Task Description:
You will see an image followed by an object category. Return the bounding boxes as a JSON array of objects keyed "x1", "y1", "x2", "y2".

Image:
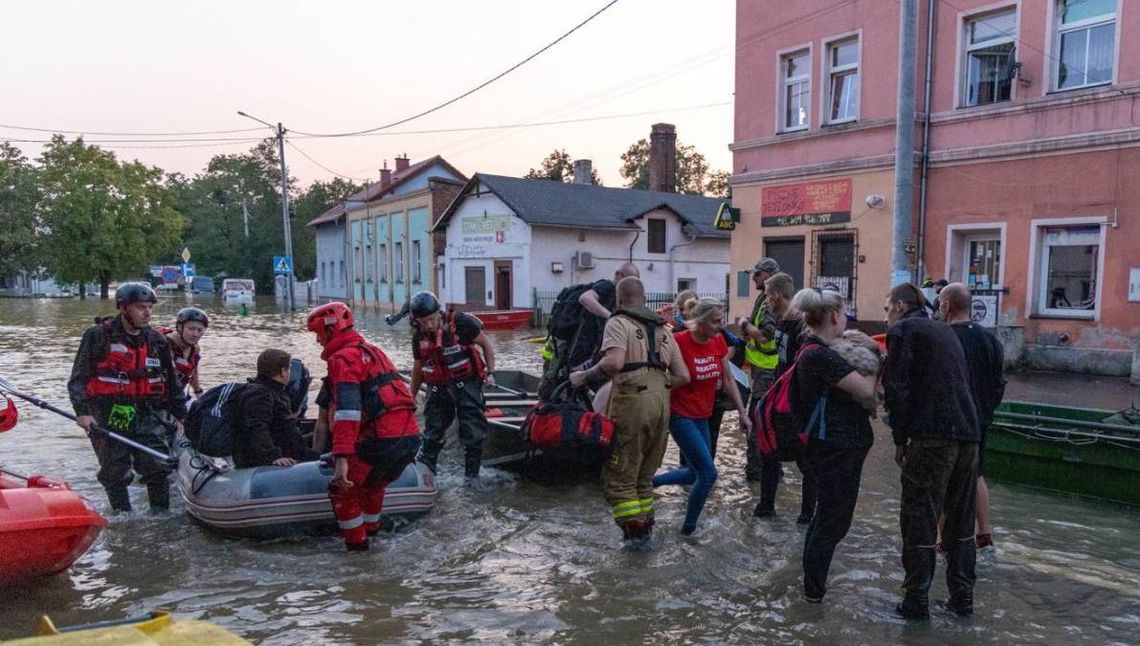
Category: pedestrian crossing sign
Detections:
[{"x1": 273, "y1": 255, "x2": 293, "y2": 275}]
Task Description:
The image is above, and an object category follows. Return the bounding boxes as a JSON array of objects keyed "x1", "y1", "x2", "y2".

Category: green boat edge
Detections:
[{"x1": 988, "y1": 401, "x2": 1140, "y2": 507}]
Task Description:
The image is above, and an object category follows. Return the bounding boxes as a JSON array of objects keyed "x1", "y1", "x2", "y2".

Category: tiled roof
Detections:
[
  {"x1": 435, "y1": 173, "x2": 730, "y2": 238},
  {"x1": 307, "y1": 156, "x2": 465, "y2": 227}
]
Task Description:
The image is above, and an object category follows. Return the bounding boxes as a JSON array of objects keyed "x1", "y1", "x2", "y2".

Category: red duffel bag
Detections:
[{"x1": 523, "y1": 383, "x2": 614, "y2": 454}]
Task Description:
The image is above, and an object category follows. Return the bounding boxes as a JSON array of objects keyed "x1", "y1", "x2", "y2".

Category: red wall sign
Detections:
[{"x1": 761, "y1": 179, "x2": 852, "y2": 227}]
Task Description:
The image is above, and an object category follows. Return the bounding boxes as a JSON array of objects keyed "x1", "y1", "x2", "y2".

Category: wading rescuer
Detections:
[
  {"x1": 570, "y1": 277, "x2": 689, "y2": 545},
  {"x1": 164, "y1": 307, "x2": 208, "y2": 397},
  {"x1": 735, "y1": 257, "x2": 781, "y2": 481},
  {"x1": 68, "y1": 282, "x2": 185, "y2": 512},
  {"x1": 407, "y1": 291, "x2": 496, "y2": 486},
  {"x1": 307, "y1": 302, "x2": 421, "y2": 551}
]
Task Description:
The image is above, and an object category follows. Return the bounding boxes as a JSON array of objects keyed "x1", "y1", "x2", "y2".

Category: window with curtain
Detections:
[
  {"x1": 1055, "y1": 0, "x2": 1116, "y2": 90},
  {"x1": 827, "y1": 38, "x2": 859, "y2": 122},
  {"x1": 780, "y1": 49, "x2": 811, "y2": 131},
  {"x1": 1037, "y1": 225, "x2": 1100, "y2": 317},
  {"x1": 963, "y1": 9, "x2": 1016, "y2": 106}
]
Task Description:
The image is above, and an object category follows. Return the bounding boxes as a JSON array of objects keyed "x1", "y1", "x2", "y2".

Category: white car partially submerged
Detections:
[{"x1": 221, "y1": 278, "x2": 254, "y2": 304}]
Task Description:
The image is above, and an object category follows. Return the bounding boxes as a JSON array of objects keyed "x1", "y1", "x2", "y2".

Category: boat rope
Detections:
[
  {"x1": 188, "y1": 452, "x2": 225, "y2": 495},
  {"x1": 996, "y1": 424, "x2": 1140, "y2": 451}
]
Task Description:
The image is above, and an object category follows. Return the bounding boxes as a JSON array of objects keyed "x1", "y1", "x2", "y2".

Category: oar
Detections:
[
  {"x1": 0, "y1": 377, "x2": 175, "y2": 464},
  {"x1": 0, "y1": 466, "x2": 30, "y2": 480}
]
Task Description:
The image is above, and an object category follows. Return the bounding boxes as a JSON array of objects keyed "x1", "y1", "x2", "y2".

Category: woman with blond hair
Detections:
[
  {"x1": 785, "y1": 288, "x2": 878, "y2": 603},
  {"x1": 652, "y1": 299, "x2": 751, "y2": 536}
]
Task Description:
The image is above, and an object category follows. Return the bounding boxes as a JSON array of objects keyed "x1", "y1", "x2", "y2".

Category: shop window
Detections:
[
  {"x1": 966, "y1": 237, "x2": 1001, "y2": 290},
  {"x1": 1055, "y1": 0, "x2": 1116, "y2": 91},
  {"x1": 1035, "y1": 224, "x2": 1101, "y2": 318},
  {"x1": 648, "y1": 218, "x2": 666, "y2": 254},
  {"x1": 962, "y1": 8, "x2": 1016, "y2": 106},
  {"x1": 826, "y1": 37, "x2": 859, "y2": 123},
  {"x1": 780, "y1": 49, "x2": 811, "y2": 131}
]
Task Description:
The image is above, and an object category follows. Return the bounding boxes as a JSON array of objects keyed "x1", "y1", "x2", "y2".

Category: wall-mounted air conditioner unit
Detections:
[{"x1": 574, "y1": 251, "x2": 595, "y2": 269}]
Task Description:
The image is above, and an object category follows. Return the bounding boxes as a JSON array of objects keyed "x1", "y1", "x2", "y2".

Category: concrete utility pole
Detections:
[
  {"x1": 237, "y1": 111, "x2": 296, "y2": 311},
  {"x1": 892, "y1": 0, "x2": 918, "y2": 286}
]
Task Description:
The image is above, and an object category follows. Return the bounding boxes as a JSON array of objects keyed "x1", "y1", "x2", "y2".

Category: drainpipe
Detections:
[
  {"x1": 916, "y1": 0, "x2": 937, "y2": 282},
  {"x1": 668, "y1": 231, "x2": 697, "y2": 294},
  {"x1": 628, "y1": 230, "x2": 640, "y2": 263}
]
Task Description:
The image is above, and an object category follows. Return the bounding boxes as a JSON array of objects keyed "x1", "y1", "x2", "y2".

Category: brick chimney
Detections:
[
  {"x1": 573, "y1": 159, "x2": 593, "y2": 185},
  {"x1": 379, "y1": 161, "x2": 391, "y2": 190},
  {"x1": 394, "y1": 154, "x2": 410, "y2": 173},
  {"x1": 649, "y1": 123, "x2": 677, "y2": 193}
]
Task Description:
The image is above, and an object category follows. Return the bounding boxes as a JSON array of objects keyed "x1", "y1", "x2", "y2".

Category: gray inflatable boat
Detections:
[{"x1": 177, "y1": 448, "x2": 438, "y2": 538}]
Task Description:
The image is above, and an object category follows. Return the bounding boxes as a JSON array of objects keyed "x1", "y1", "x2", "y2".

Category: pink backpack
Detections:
[{"x1": 750, "y1": 343, "x2": 827, "y2": 461}]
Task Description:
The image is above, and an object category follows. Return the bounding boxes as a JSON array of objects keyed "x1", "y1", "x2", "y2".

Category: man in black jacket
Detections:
[
  {"x1": 232, "y1": 349, "x2": 319, "y2": 468},
  {"x1": 883, "y1": 283, "x2": 981, "y2": 619}
]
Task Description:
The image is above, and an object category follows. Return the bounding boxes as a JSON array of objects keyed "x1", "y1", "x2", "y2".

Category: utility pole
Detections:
[
  {"x1": 892, "y1": 0, "x2": 918, "y2": 286},
  {"x1": 241, "y1": 199, "x2": 250, "y2": 238},
  {"x1": 237, "y1": 111, "x2": 296, "y2": 311}
]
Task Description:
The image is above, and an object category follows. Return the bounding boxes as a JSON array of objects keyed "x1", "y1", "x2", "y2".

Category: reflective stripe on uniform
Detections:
[
  {"x1": 337, "y1": 515, "x2": 364, "y2": 530},
  {"x1": 334, "y1": 409, "x2": 362, "y2": 422},
  {"x1": 109, "y1": 343, "x2": 129, "y2": 353},
  {"x1": 638, "y1": 498, "x2": 654, "y2": 515},
  {"x1": 612, "y1": 499, "x2": 642, "y2": 520},
  {"x1": 97, "y1": 376, "x2": 131, "y2": 385},
  {"x1": 362, "y1": 512, "x2": 382, "y2": 524}
]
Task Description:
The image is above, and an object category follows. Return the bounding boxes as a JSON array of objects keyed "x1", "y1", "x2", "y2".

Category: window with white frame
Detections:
[
  {"x1": 965, "y1": 236, "x2": 1002, "y2": 290},
  {"x1": 339, "y1": 261, "x2": 345, "y2": 288},
  {"x1": 1055, "y1": 0, "x2": 1116, "y2": 91},
  {"x1": 1036, "y1": 225, "x2": 1101, "y2": 317},
  {"x1": 412, "y1": 240, "x2": 422, "y2": 283},
  {"x1": 378, "y1": 243, "x2": 388, "y2": 282},
  {"x1": 963, "y1": 9, "x2": 1016, "y2": 106},
  {"x1": 826, "y1": 38, "x2": 859, "y2": 122},
  {"x1": 781, "y1": 49, "x2": 811, "y2": 131},
  {"x1": 395, "y1": 242, "x2": 404, "y2": 283}
]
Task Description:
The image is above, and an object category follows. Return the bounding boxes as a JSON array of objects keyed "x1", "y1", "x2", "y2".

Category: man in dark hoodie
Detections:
[
  {"x1": 231, "y1": 349, "x2": 320, "y2": 468},
  {"x1": 883, "y1": 282, "x2": 981, "y2": 620}
]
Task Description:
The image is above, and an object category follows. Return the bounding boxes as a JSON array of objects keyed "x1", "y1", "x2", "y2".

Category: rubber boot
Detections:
[
  {"x1": 463, "y1": 449, "x2": 481, "y2": 479},
  {"x1": 106, "y1": 487, "x2": 131, "y2": 513},
  {"x1": 147, "y1": 482, "x2": 170, "y2": 512},
  {"x1": 625, "y1": 517, "x2": 651, "y2": 548},
  {"x1": 367, "y1": 516, "x2": 396, "y2": 536},
  {"x1": 895, "y1": 593, "x2": 930, "y2": 620},
  {"x1": 345, "y1": 539, "x2": 370, "y2": 552},
  {"x1": 418, "y1": 439, "x2": 444, "y2": 474}
]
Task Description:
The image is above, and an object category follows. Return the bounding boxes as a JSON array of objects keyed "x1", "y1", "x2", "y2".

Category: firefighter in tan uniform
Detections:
[{"x1": 571, "y1": 277, "x2": 690, "y2": 545}]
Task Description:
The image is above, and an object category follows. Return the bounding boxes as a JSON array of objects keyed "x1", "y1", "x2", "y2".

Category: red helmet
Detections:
[
  {"x1": 0, "y1": 397, "x2": 17, "y2": 433},
  {"x1": 307, "y1": 302, "x2": 354, "y2": 342}
]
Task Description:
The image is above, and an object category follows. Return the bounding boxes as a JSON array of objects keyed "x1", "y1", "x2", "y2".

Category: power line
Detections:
[
  {"x1": 0, "y1": 123, "x2": 264, "y2": 137},
  {"x1": 285, "y1": 140, "x2": 370, "y2": 181},
  {"x1": 289, "y1": 0, "x2": 622, "y2": 138}
]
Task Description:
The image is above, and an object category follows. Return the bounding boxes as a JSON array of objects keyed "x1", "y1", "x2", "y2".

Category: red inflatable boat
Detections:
[{"x1": 0, "y1": 472, "x2": 106, "y2": 585}]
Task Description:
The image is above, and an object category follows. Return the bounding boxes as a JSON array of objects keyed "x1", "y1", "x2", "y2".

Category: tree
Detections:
[
  {"x1": 0, "y1": 143, "x2": 40, "y2": 278},
  {"x1": 524, "y1": 149, "x2": 602, "y2": 185},
  {"x1": 37, "y1": 136, "x2": 185, "y2": 299},
  {"x1": 618, "y1": 138, "x2": 728, "y2": 197},
  {"x1": 291, "y1": 177, "x2": 363, "y2": 280},
  {"x1": 706, "y1": 169, "x2": 732, "y2": 200}
]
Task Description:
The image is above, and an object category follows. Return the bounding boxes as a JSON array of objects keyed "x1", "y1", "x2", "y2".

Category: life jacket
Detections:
[
  {"x1": 159, "y1": 327, "x2": 200, "y2": 391},
  {"x1": 84, "y1": 318, "x2": 168, "y2": 400},
  {"x1": 350, "y1": 342, "x2": 421, "y2": 485},
  {"x1": 744, "y1": 297, "x2": 778, "y2": 370},
  {"x1": 612, "y1": 307, "x2": 669, "y2": 374},
  {"x1": 417, "y1": 310, "x2": 486, "y2": 385}
]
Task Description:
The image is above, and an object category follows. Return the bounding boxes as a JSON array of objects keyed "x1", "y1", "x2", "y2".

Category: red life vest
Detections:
[
  {"x1": 159, "y1": 327, "x2": 200, "y2": 391},
  {"x1": 357, "y1": 343, "x2": 418, "y2": 440},
  {"x1": 85, "y1": 320, "x2": 168, "y2": 400},
  {"x1": 417, "y1": 311, "x2": 486, "y2": 386}
]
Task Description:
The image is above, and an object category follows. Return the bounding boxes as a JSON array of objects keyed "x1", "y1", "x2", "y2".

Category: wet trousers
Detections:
[
  {"x1": 653, "y1": 415, "x2": 718, "y2": 534},
  {"x1": 328, "y1": 454, "x2": 387, "y2": 549},
  {"x1": 88, "y1": 407, "x2": 172, "y2": 511},
  {"x1": 746, "y1": 367, "x2": 775, "y2": 477},
  {"x1": 756, "y1": 455, "x2": 818, "y2": 519},
  {"x1": 900, "y1": 439, "x2": 979, "y2": 609},
  {"x1": 802, "y1": 444, "x2": 869, "y2": 599},
  {"x1": 421, "y1": 378, "x2": 486, "y2": 477},
  {"x1": 601, "y1": 374, "x2": 669, "y2": 537}
]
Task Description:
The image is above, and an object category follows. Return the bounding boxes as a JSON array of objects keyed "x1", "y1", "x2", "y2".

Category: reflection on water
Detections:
[{"x1": 0, "y1": 297, "x2": 1138, "y2": 643}]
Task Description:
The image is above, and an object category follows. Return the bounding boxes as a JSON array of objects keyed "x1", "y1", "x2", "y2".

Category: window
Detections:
[
  {"x1": 394, "y1": 242, "x2": 404, "y2": 283},
  {"x1": 780, "y1": 49, "x2": 811, "y2": 131},
  {"x1": 320, "y1": 262, "x2": 326, "y2": 287},
  {"x1": 1036, "y1": 224, "x2": 1101, "y2": 318},
  {"x1": 1055, "y1": 0, "x2": 1116, "y2": 90},
  {"x1": 826, "y1": 38, "x2": 859, "y2": 122},
  {"x1": 339, "y1": 261, "x2": 345, "y2": 288},
  {"x1": 965, "y1": 237, "x2": 1001, "y2": 289},
  {"x1": 648, "y1": 218, "x2": 666, "y2": 253},
  {"x1": 963, "y1": 9, "x2": 1016, "y2": 106},
  {"x1": 677, "y1": 278, "x2": 695, "y2": 292},
  {"x1": 412, "y1": 240, "x2": 422, "y2": 283},
  {"x1": 378, "y1": 244, "x2": 388, "y2": 282}
]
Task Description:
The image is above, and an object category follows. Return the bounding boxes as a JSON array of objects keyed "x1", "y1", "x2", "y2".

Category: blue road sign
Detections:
[
  {"x1": 161, "y1": 266, "x2": 180, "y2": 284},
  {"x1": 181, "y1": 263, "x2": 196, "y2": 279},
  {"x1": 273, "y1": 255, "x2": 293, "y2": 275}
]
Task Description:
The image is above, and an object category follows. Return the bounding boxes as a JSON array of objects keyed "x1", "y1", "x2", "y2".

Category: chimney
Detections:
[
  {"x1": 395, "y1": 154, "x2": 410, "y2": 173},
  {"x1": 572, "y1": 159, "x2": 593, "y2": 185},
  {"x1": 379, "y1": 161, "x2": 391, "y2": 190},
  {"x1": 649, "y1": 122, "x2": 677, "y2": 193}
]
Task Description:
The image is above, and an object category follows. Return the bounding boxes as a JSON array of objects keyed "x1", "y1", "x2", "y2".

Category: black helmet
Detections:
[
  {"x1": 115, "y1": 282, "x2": 158, "y2": 307},
  {"x1": 176, "y1": 307, "x2": 209, "y2": 328},
  {"x1": 409, "y1": 291, "x2": 441, "y2": 318}
]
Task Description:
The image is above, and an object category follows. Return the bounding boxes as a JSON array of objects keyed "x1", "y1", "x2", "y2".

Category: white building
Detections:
[{"x1": 433, "y1": 171, "x2": 732, "y2": 311}]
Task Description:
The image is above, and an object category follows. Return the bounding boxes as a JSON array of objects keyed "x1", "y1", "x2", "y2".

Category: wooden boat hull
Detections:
[{"x1": 987, "y1": 401, "x2": 1140, "y2": 506}]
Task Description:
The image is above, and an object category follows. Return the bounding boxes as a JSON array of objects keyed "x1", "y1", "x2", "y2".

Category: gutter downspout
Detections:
[
  {"x1": 628, "y1": 230, "x2": 640, "y2": 263},
  {"x1": 668, "y1": 234, "x2": 697, "y2": 294},
  {"x1": 916, "y1": 0, "x2": 937, "y2": 282}
]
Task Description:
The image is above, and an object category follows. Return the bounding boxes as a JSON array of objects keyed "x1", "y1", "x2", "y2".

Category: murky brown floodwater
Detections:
[{"x1": 0, "y1": 296, "x2": 1138, "y2": 644}]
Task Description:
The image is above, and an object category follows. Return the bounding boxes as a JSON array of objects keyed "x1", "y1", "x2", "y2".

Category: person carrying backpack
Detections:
[
  {"x1": 231, "y1": 349, "x2": 320, "y2": 468},
  {"x1": 782, "y1": 288, "x2": 878, "y2": 604}
]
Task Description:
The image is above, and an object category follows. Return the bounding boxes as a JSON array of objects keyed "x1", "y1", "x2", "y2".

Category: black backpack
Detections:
[
  {"x1": 184, "y1": 382, "x2": 246, "y2": 457},
  {"x1": 548, "y1": 283, "x2": 593, "y2": 341}
]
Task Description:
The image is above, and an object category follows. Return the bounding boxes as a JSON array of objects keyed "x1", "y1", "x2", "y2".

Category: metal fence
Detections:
[{"x1": 532, "y1": 288, "x2": 727, "y2": 329}]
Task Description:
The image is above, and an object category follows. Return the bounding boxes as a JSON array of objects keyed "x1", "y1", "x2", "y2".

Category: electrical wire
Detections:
[
  {"x1": 0, "y1": 123, "x2": 264, "y2": 137},
  {"x1": 285, "y1": 140, "x2": 370, "y2": 181},
  {"x1": 289, "y1": 0, "x2": 622, "y2": 138}
]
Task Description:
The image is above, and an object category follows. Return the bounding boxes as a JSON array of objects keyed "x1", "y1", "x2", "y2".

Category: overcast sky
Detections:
[{"x1": 2, "y1": 0, "x2": 734, "y2": 188}]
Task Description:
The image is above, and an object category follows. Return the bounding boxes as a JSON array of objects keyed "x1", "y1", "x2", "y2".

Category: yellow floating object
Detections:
[
  {"x1": 520, "y1": 335, "x2": 547, "y2": 344},
  {"x1": 6, "y1": 611, "x2": 251, "y2": 645}
]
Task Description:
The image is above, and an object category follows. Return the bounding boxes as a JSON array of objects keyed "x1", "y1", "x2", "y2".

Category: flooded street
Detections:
[{"x1": 1, "y1": 297, "x2": 1138, "y2": 644}]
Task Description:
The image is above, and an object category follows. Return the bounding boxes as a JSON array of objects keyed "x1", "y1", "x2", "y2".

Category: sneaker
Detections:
[{"x1": 803, "y1": 594, "x2": 823, "y2": 604}]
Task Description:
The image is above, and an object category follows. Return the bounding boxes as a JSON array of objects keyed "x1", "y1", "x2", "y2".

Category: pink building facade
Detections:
[{"x1": 731, "y1": 0, "x2": 1140, "y2": 379}]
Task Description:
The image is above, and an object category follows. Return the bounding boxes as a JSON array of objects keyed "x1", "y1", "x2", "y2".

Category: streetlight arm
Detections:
[{"x1": 236, "y1": 110, "x2": 275, "y2": 129}]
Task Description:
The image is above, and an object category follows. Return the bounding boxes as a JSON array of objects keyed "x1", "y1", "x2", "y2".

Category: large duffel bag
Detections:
[{"x1": 523, "y1": 383, "x2": 614, "y2": 454}]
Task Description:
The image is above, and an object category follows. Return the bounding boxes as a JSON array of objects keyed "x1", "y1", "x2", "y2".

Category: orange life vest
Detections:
[
  {"x1": 159, "y1": 326, "x2": 200, "y2": 391},
  {"x1": 417, "y1": 311, "x2": 486, "y2": 386},
  {"x1": 85, "y1": 320, "x2": 168, "y2": 400}
]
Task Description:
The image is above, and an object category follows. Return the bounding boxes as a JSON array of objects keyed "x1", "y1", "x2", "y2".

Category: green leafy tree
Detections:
[
  {"x1": 706, "y1": 169, "x2": 732, "y2": 200},
  {"x1": 291, "y1": 177, "x2": 363, "y2": 279},
  {"x1": 0, "y1": 143, "x2": 40, "y2": 277},
  {"x1": 37, "y1": 136, "x2": 185, "y2": 299},
  {"x1": 619, "y1": 138, "x2": 727, "y2": 196},
  {"x1": 524, "y1": 149, "x2": 602, "y2": 185}
]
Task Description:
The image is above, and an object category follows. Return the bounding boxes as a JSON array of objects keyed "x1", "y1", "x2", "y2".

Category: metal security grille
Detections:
[{"x1": 810, "y1": 229, "x2": 859, "y2": 316}]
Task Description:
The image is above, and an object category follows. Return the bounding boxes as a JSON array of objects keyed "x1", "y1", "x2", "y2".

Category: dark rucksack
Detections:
[
  {"x1": 184, "y1": 382, "x2": 246, "y2": 457},
  {"x1": 750, "y1": 343, "x2": 827, "y2": 461},
  {"x1": 548, "y1": 283, "x2": 593, "y2": 341}
]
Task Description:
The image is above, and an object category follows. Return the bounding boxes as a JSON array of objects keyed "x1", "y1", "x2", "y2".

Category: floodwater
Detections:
[{"x1": 0, "y1": 297, "x2": 1138, "y2": 644}]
